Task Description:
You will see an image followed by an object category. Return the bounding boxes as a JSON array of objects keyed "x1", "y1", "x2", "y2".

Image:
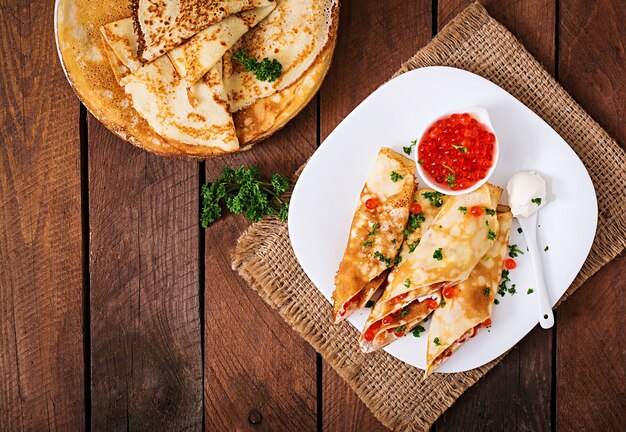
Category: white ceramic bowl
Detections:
[{"x1": 415, "y1": 106, "x2": 499, "y2": 195}]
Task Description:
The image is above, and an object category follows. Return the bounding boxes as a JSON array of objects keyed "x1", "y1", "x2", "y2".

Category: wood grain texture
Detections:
[
  {"x1": 88, "y1": 120, "x2": 203, "y2": 431},
  {"x1": 319, "y1": 1, "x2": 431, "y2": 430},
  {"x1": 436, "y1": 1, "x2": 555, "y2": 431},
  {"x1": 203, "y1": 102, "x2": 318, "y2": 431},
  {"x1": 0, "y1": 0, "x2": 85, "y2": 429},
  {"x1": 557, "y1": 1, "x2": 626, "y2": 429}
]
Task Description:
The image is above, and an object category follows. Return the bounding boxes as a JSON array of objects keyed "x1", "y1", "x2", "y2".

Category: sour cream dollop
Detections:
[{"x1": 507, "y1": 171, "x2": 547, "y2": 217}]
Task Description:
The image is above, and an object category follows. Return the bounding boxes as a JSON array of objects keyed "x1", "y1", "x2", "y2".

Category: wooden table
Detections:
[{"x1": 1, "y1": 0, "x2": 624, "y2": 430}]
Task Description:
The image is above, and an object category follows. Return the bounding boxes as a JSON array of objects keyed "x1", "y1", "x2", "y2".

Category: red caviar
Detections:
[
  {"x1": 365, "y1": 198, "x2": 380, "y2": 209},
  {"x1": 504, "y1": 258, "x2": 517, "y2": 269},
  {"x1": 418, "y1": 113, "x2": 495, "y2": 190}
]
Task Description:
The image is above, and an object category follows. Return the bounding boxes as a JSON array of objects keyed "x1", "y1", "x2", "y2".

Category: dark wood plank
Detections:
[
  {"x1": 319, "y1": 1, "x2": 432, "y2": 430},
  {"x1": 203, "y1": 102, "x2": 318, "y2": 430},
  {"x1": 436, "y1": 1, "x2": 556, "y2": 431},
  {"x1": 557, "y1": 0, "x2": 626, "y2": 429},
  {"x1": 88, "y1": 121, "x2": 203, "y2": 430},
  {"x1": 0, "y1": 0, "x2": 85, "y2": 429}
]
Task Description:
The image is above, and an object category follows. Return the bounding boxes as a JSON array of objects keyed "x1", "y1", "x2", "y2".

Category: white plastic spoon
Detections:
[{"x1": 507, "y1": 171, "x2": 554, "y2": 329}]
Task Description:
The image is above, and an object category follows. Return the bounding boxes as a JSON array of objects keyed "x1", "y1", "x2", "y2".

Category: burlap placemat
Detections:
[{"x1": 232, "y1": 3, "x2": 626, "y2": 431}]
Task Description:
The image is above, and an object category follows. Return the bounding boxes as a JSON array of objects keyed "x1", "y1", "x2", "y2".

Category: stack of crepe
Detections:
[
  {"x1": 332, "y1": 149, "x2": 512, "y2": 377},
  {"x1": 96, "y1": 0, "x2": 338, "y2": 157}
]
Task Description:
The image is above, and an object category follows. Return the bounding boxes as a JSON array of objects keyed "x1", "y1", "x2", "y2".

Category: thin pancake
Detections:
[
  {"x1": 359, "y1": 189, "x2": 447, "y2": 352},
  {"x1": 168, "y1": 5, "x2": 275, "y2": 84},
  {"x1": 223, "y1": 0, "x2": 338, "y2": 112},
  {"x1": 123, "y1": 58, "x2": 239, "y2": 153},
  {"x1": 425, "y1": 211, "x2": 513, "y2": 377},
  {"x1": 100, "y1": 18, "x2": 142, "y2": 83},
  {"x1": 131, "y1": 0, "x2": 275, "y2": 62},
  {"x1": 332, "y1": 148, "x2": 416, "y2": 324}
]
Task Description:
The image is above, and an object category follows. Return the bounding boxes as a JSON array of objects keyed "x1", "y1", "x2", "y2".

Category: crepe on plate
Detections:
[
  {"x1": 359, "y1": 183, "x2": 502, "y2": 352},
  {"x1": 332, "y1": 148, "x2": 417, "y2": 324},
  {"x1": 56, "y1": 0, "x2": 338, "y2": 158},
  {"x1": 425, "y1": 209, "x2": 512, "y2": 377},
  {"x1": 131, "y1": 0, "x2": 275, "y2": 62}
]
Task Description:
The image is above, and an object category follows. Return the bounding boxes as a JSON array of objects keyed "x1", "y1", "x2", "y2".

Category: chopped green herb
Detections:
[
  {"x1": 494, "y1": 299, "x2": 500, "y2": 305},
  {"x1": 390, "y1": 171, "x2": 403, "y2": 182},
  {"x1": 439, "y1": 301, "x2": 446, "y2": 308},
  {"x1": 509, "y1": 244, "x2": 525, "y2": 258},
  {"x1": 442, "y1": 163, "x2": 454, "y2": 173},
  {"x1": 422, "y1": 191, "x2": 443, "y2": 208},
  {"x1": 404, "y1": 278, "x2": 411, "y2": 288},
  {"x1": 433, "y1": 337, "x2": 441, "y2": 346},
  {"x1": 401, "y1": 307, "x2": 409, "y2": 317},
  {"x1": 531, "y1": 197, "x2": 542, "y2": 205},
  {"x1": 394, "y1": 255, "x2": 402, "y2": 267},
  {"x1": 458, "y1": 206, "x2": 467, "y2": 214},
  {"x1": 200, "y1": 166, "x2": 291, "y2": 228},
  {"x1": 233, "y1": 49, "x2": 282, "y2": 82},
  {"x1": 403, "y1": 229, "x2": 412, "y2": 237},
  {"x1": 374, "y1": 251, "x2": 393, "y2": 268},
  {"x1": 544, "y1": 246, "x2": 549, "y2": 252},
  {"x1": 486, "y1": 220, "x2": 497, "y2": 240},
  {"x1": 408, "y1": 239, "x2": 420, "y2": 253},
  {"x1": 417, "y1": 159, "x2": 424, "y2": 164},
  {"x1": 395, "y1": 325, "x2": 407, "y2": 334},
  {"x1": 485, "y1": 208, "x2": 496, "y2": 216},
  {"x1": 517, "y1": 227, "x2": 523, "y2": 233},
  {"x1": 412, "y1": 326, "x2": 426, "y2": 338},
  {"x1": 498, "y1": 269, "x2": 511, "y2": 296},
  {"x1": 365, "y1": 300, "x2": 375, "y2": 308},
  {"x1": 362, "y1": 239, "x2": 373, "y2": 248},
  {"x1": 403, "y1": 139, "x2": 417, "y2": 155},
  {"x1": 408, "y1": 212, "x2": 426, "y2": 230},
  {"x1": 391, "y1": 239, "x2": 397, "y2": 244},
  {"x1": 452, "y1": 144, "x2": 469, "y2": 153},
  {"x1": 527, "y1": 288, "x2": 534, "y2": 295},
  {"x1": 483, "y1": 287, "x2": 491, "y2": 296},
  {"x1": 508, "y1": 284, "x2": 517, "y2": 295},
  {"x1": 433, "y1": 248, "x2": 443, "y2": 261},
  {"x1": 368, "y1": 222, "x2": 380, "y2": 237},
  {"x1": 446, "y1": 173, "x2": 456, "y2": 188}
]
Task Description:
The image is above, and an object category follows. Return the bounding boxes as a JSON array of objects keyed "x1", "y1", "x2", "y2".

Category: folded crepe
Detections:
[
  {"x1": 223, "y1": 0, "x2": 338, "y2": 112},
  {"x1": 332, "y1": 148, "x2": 417, "y2": 324},
  {"x1": 168, "y1": 5, "x2": 275, "y2": 84},
  {"x1": 359, "y1": 183, "x2": 502, "y2": 352},
  {"x1": 425, "y1": 210, "x2": 513, "y2": 377},
  {"x1": 100, "y1": 18, "x2": 239, "y2": 154},
  {"x1": 131, "y1": 0, "x2": 276, "y2": 63}
]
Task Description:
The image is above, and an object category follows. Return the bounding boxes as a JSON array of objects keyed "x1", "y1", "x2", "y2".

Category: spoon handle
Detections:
[{"x1": 518, "y1": 212, "x2": 554, "y2": 329}]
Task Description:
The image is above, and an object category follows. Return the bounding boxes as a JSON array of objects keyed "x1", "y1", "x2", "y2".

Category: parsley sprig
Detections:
[
  {"x1": 233, "y1": 49, "x2": 282, "y2": 82},
  {"x1": 403, "y1": 139, "x2": 417, "y2": 155},
  {"x1": 200, "y1": 166, "x2": 290, "y2": 228},
  {"x1": 422, "y1": 191, "x2": 443, "y2": 207},
  {"x1": 509, "y1": 244, "x2": 525, "y2": 258}
]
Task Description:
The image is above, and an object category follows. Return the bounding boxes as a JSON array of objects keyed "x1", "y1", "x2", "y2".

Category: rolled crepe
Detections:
[
  {"x1": 332, "y1": 148, "x2": 416, "y2": 323},
  {"x1": 425, "y1": 210, "x2": 513, "y2": 377},
  {"x1": 167, "y1": 5, "x2": 276, "y2": 84},
  {"x1": 360, "y1": 183, "x2": 502, "y2": 352}
]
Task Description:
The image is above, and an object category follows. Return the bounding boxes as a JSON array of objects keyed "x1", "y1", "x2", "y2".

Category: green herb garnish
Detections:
[
  {"x1": 527, "y1": 289, "x2": 534, "y2": 295},
  {"x1": 486, "y1": 220, "x2": 496, "y2": 240},
  {"x1": 362, "y1": 239, "x2": 373, "y2": 248},
  {"x1": 446, "y1": 173, "x2": 456, "y2": 188},
  {"x1": 412, "y1": 326, "x2": 426, "y2": 338},
  {"x1": 233, "y1": 49, "x2": 282, "y2": 82},
  {"x1": 403, "y1": 139, "x2": 417, "y2": 155},
  {"x1": 404, "y1": 278, "x2": 411, "y2": 288},
  {"x1": 433, "y1": 248, "x2": 443, "y2": 260},
  {"x1": 417, "y1": 159, "x2": 424, "y2": 164},
  {"x1": 433, "y1": 337, "x2": 441, "y2": 346},
  {"x1": 531, "y1": 197, "x2": 542, "y2": 206},
  {"x1": 544, "y1": 245, "x2": 549, "y2": 252},
  {"x1": 374, "y1": 251, "x2": 393, "y2": 268},
  {"x1": 200, "y1": 166, "x2": 290, "y2": 228},
  {"x1": 395, "y1": 325, "x2": 407, "y2": 334},
  {"x1": 452, "y1": 144, "x2": 468, "y2": 153},
  {"x1": 401, "y1": 307, "x2": 409, "y2": 317},
  {"x1": 485, "y1": 208, "x2": 496, "y2": 216},
  {"x1": 394, "y1": 255, "x2": 402, "y2": 267},
  {"x1": 439, "y1": 301, "x2": 446, "y2": 308},
  {"x1": 403, "y1": 229, "x2": 412, "y2": 237},
  {"x1": 390, "y1": 171, "x2": 403, "y2": 182},
  {"x1": 391, "y1": 239, "x2": 396, "y2": 244},
  {"x1": 483, "y1": 287, "x2": 491, "y2": 296},
  {"x1": 458, "y1": 206, "x2": 467, "y2": 214},
  {"x1": 408, "y1": 239, "x2": 420, "y2": 253},
  {"x1": 422, "y1": 191, "x2": 443, "y2": 208},
  {"x1": 498, "y1": 269, "x2": 511, "y2": 296},
  {"x1": 494, "y1": 299, "x2": 500, "y2": 305},
  {"x1": 517, "y1": 227, "x2": 523, "y2": 233},
  {"x1": 509, "y1": 244, "x2": 525, "y2": 258},
  {"x1": 408, "y1": 212, "x2": 426, "y2": 230}
]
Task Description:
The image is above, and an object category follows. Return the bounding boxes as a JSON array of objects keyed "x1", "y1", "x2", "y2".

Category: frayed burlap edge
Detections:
[{"x1": 232, "y1": 2, "x2": 626, "y2": 431}]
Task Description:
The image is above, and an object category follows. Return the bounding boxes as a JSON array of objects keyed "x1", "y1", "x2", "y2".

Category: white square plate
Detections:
[{"x1": 288, "y1": 66, "x2": 597, "y2": 372}]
